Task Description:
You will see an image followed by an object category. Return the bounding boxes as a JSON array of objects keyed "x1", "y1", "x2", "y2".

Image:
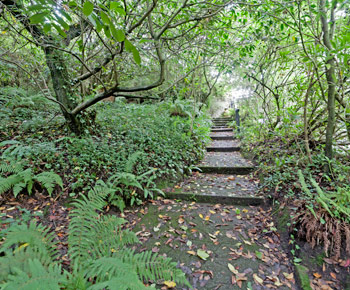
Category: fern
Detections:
[
  {"x1": 124, "y1": 151, "x2": 144, "y2": 173},
  {"x1": 35, "y1": 172, "x2": 63, "y2": 196},
  {"x1": 4, "y1": 259, "x2": 66, "y2": 290},
  {"x1": 85, "y1": 258, "x2": 148, "y2": 290},
  {"x1": 0, "y1": 161, "x2": 23, "y2": 175},
  {"x1": 0, "y1": 175, "x2": 22, "y2": 196},
  {"x1": 0, "y1": 165, "x2": 62, "y2": 197},
  {"x1": 1, "y1": 221, "x2": 59, "y2": 261},
  {"x1": 1, "y1": 185, "x2": 191, "y2": 289},
  {"x1": 118, "y1": 249, "x2": 191, "y2": 287}
]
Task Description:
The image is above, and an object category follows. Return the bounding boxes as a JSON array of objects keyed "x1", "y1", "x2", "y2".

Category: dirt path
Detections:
[{"x1": 123, "y1": 118, "x2": 298, "y2": 289}]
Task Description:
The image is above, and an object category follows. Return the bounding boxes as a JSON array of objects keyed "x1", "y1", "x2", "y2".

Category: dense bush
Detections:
[{"x1": 0, "y1": 91, "x2": 210, "y2": 204}]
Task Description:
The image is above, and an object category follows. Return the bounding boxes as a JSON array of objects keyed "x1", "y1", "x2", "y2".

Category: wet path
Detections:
[{"x1": 122, "y1": 118, "x2": 297, "y2": 289}]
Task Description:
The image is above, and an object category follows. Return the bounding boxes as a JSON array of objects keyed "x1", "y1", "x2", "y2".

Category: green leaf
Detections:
[
  {"x1": 27, "y1": 4, "x2": 45, "y2": 11},
  {"x1": 132, "y1": 47, "x2": 141, "y2": 65},
  {"x1": 43, "y1": 23, "x2": 52, "y2": 33},
  {"x1": 100, "y1": 11, "x2": 110, "y2": 25},
  {"x1": 53, "y1": 23, "x2": 67, "y2": 37},
  {"x1": 29, "y1": 12, "x2": 49, "y2": 24},
  {"x1": 83, "y1": 1, "x2": 94, "y2": 17},
  {"x1": 124, "y1": 39, "x2": 133, "y2": 52},
  {"x1": 55, "y1": 15, "x2": 70, "y2": 31},
  {"x1": 197, "y1": 249, "x2": 209, "y2": 260},
  {"x1": 255, "y1": 251, "x2": 263, "y2": 259},
  {"x1": 110, "y1": 2, "x2": 126, "y2": 15},
  {"x1": 111, "y1": 26, "x2": 125, "y2": 42}
]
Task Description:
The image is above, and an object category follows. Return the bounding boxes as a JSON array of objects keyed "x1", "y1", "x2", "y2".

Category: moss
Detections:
[
  {"x1": 313, "y1": 252, "x2": 326, "y2": 267},
  {"x1": 295, "y1": 264, "x2": 312, "y2": 290},
  {"x1": 273, "y1": 205, "x2": 290, "y2": 234}
]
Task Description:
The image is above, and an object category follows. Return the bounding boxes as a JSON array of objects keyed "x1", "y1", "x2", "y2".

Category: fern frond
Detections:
[
  {"x1": 89, "y1": 215, "x2": 139, "y2": 259},
  {"x1": 2, "y1": 221, "x2": 58, "y2": 261},
  {"x1": 0, "y1": 161, "x2": 23, "y2": 175},
  {"x1": 124, "y1": 151, "x2": 143, "y2": 173},
  {"x1": 68, "y1": 188, "x2": 109, "y2": 265},
  {"x1": 69, "y1": 185, "x2": 138, "y2": 264},
  {"x1": 35, "y1": 171, "x2": 63, "y2": 196},
  {"x1": 4, "y1": 259, "x2": 66, "y2": 290},
  {"x1": 0, "y1": 175, "x2": 22, "y2": 195},
  {"x1": 117, "y1": 249, "x2": 191, "y2": 287},
  {"x1": 85, "y1": 257, "x2": 147, "y2": 290}
]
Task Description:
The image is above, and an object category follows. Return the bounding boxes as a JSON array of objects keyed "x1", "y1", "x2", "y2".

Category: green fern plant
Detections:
[
  {"x1": 0, "y1": 161, "x2": 63, "y2": 197},
  {"x1": 0, "y1": 184, "x2": 191, "y2": 289},
  {"x1": 298, "y1": 170, "x2": 350, "y2": 222},
  {"x1": 108, "y1": 152, "x2": 164, "y2": 206}
]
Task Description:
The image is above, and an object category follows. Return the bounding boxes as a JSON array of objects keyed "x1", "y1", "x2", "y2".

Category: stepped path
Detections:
[{"x1": 122, "y1": 118, "x2": 297, "y2": 289}]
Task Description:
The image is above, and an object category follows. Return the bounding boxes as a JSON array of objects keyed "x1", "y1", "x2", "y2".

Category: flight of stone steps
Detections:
[{"x1": 165, "y1": 117, "x2": 264, "y2": 206}]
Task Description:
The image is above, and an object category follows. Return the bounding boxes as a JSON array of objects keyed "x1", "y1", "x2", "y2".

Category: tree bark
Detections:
[{"x1": 320, "y1": 0, "x2": 337, "y2": 161}]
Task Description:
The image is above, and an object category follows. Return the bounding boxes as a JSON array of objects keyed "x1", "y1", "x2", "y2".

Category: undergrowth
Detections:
[
  {"x1": 0, "y1": 89, "x2": 210, "y2": 205},
  {"x1": 0, "y1": 184, "x2": 190, "y2": 289}
]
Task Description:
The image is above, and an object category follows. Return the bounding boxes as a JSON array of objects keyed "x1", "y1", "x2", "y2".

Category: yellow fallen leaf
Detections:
[
  {"x1": 163, "y1": 281, "x2": 176, "y2": 288},
  {"x1": 242, "y1": 209, "x2": 249, "y2": 213},
  {"x1": 14, "y1": 243, "x2": 29, "y2": 253},
  {"x1": 283, "y1": 272, "x2": 294, "y2": 281},
  {"x1": 204, "y1": 216, "x2": 210, "y2": 221},
  {"x1": 253, "y1": 273, "x2": 264, "y2": 285},
  {"x1": 187, "y1": 250, "x2": 196, "y2": 256},
  {"x1": 209, "y1": 210, "x2": 216, "y2": 214},
  {"x1": 199, "y1": 213, "x2": 204, "y2": 219},
  {"x1": 228, "y1": 263, "x2": 238, "y2": 274}
]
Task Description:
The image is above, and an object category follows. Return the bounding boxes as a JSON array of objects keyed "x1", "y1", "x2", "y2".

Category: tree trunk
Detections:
[
  {"x1": 44, "y1": 47, "x2": 83, "y2": 134},
  {"x1": 320, "y1": 0, "x2": 337, "y2": 161}
]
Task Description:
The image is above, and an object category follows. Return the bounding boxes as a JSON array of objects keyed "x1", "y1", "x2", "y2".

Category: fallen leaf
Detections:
[
  {"x1": 228, "y1": 263, "x2": 238, "y2": 274},
  {"x1": 283, "y1": 272, "x2": 294, "y2": 281},
  {"x1": 340, "y1": 258, "x2": 350, "y2": 267},
  {"x1": 313, "y1": 272, "x2": 322, "y2": 279},
  {"x1": 253, "y1": 273, "x2": 263, "y2": 285},
  {"x1": 197, "y1": 249, "x2": 209, "y2": 260},
  {"x1": 330, "y1": 272, "x2": 336, "y2": 279},
  {"x1": 163, "y1": 281, "x2": 176, "y2": 288},
  {"x1": 187, "y1": 250, "x2": 196, "y2": 256}
]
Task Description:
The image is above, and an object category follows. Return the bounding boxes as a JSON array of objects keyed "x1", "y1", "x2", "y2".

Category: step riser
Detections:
[
  {"x1": 206, "y1": 147, "x2": 240, "y2": 152},
  {"x1": 196, "y1": 166, "x2": 255, "y2": 175},
  {"x1": 211, "y1": 129, "x2": 233, "y2": 132},
  {"x1": 210, "y1": 136, "x2": 234, "y2": 140},
  {"x1": 165, "y1": 192, "x2": 264, "y2": 206}
]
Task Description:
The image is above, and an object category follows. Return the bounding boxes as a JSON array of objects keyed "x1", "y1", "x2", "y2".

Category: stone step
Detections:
[
  {"x1": 196, "y1": 166, "x2": 255, "y2": 175},
  {"x1": 211, "y1": 128, "x2": 233, "y2": 132},
  {"x1": 210, "y1": 136, "x2": 234, "y2": 140},
  {"x1": 213, "y1": 118, "x2": 233, "y2": 121},
  {"x1": 165, "y1": 192, "x2": 264, "y2": 206},
  {"x1": 213, "y1": 121, "x2": 231, "y2": 124},
  {"x1": 206, "y1": 146, "x2": 240, "y2": 152},
  {"x1": 212, "y1": 126, "x2": 231, "y2": 129}
]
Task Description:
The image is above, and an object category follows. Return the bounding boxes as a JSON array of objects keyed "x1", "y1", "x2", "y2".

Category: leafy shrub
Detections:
[
  {"x1": 293, "y1": 170, "x2": 350, "y2": 259},
  {"x1": 0, "y1": 100, "x2": 210, "y2": 204},
  {"x1": 0, "y1": 160, "x2": 63, "y2": 197},
  {"x1": 0, "y1": 185, "x2": 190, "y2": 289}
]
